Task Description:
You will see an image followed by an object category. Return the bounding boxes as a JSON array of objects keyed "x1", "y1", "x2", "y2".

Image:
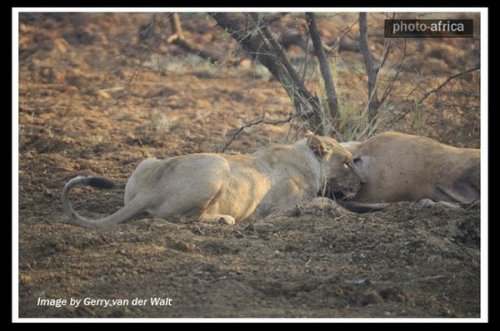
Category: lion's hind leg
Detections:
[{"x1": 144, "y1": 155, "x2": 232, "y2": 220}]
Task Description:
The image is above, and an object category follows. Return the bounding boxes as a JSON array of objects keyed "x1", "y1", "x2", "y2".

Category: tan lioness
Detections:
[
  {"x1": 63, "y1": 133, "x2": 365, "y2": 228},
  {"x1": 340, "y1": 131, "x2": 480, "y2": 206}
]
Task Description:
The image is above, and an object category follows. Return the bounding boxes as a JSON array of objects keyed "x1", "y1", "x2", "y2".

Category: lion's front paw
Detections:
[
  {"x1": 200, "y1": 213, "x2": 236, "y2": 225},
  {"x1": 218, "y1": 215, "x2": 236, "y2": 225}
]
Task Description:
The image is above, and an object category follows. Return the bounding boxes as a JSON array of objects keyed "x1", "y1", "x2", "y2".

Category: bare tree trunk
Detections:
[
  {"x1": 358, "y1": 13, "x2": 380, "y2": 122},
  {"x1": 306, "y1": 13, "x2": 339, "y2": 122},
  {"x1": 210, "y1": 12, "x2": 330, "y2": 135}
]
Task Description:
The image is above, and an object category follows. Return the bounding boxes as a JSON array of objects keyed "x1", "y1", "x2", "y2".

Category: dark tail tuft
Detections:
[{"x1": 86, "y1": 177, "x2": 116, "y2": 189}]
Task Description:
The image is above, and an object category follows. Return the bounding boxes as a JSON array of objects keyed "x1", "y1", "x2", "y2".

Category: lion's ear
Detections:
[{"x1": 306, "y1": 132, "x2": 328, "y2": 158}]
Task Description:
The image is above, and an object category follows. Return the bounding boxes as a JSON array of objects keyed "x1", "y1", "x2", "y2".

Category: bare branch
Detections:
[
  {"x1": 122, "y1": 14, "x2": 160, "y2": 96},
  {"x1": 166, "y1": 13, "x2": 224, "y2": 65},
  {"x1": 377, "y1": 13, "x2": 395, "y2": 71},
  {"x1": 379, "y1": 39, "x2": 407, "y2": 107},
  {"x1": 168, "y1": 12, "x2": 184, "y2": 39},
  {"x1": 390, "y1": 66, "x2": 480, "y2": 125},
  {"x1": 211, "y1": 13, "x2": 313, "y2": 101},
  {"x1": 306, "y1": 13, "x2": 339, "y2": 121},
  {"x1": 258, "y1": 12, "x2": 289, "y2": 28},
  {"x1": 417, "y1": 66, "x2": 480, "y2": 104},
  {"x1": 210, "y1": 12, "x2": 329, "y2": 134},
  {"x1": 358, "y1": 13, "x2": 380, "y2": 122},
  {"x1": 219, "y1": 113, "x2": 296, "y2": 152},
  {"x1": 300, "y1": 32, "x2": 311, "y2": 81},
  {"x1": 253, "y1": 14, "x2": 315, "y2": 106},
  {"x1": 378, "y1": 39, "x2": 392, "y2": 71}
]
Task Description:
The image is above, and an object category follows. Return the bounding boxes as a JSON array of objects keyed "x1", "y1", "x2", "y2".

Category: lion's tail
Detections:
[
  {"x1": 62, "y1": 176, "x2": 144, "y2": 228},
  {"x1": 338, "y1": 201, "x2": 389, "y2": 213}
]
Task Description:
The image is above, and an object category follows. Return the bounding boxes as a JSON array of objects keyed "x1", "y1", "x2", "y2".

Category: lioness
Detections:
[
  {"x1": 63, "y1": 133, "x2": 364, "y2": 228},
  {"x1": 339, "y1": 131, "x2": 480, "y2": 206}
]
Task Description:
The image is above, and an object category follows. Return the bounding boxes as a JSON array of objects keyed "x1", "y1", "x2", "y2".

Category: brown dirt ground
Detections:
[{"x1": 18, "y1": 13, "x2": 481, "y2": 318}]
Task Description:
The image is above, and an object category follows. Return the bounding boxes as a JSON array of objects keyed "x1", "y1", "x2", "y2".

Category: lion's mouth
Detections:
[
  {"x1": 324, "y1": 179, "x2": 364, "y2": 201},
  {"x1": 324, "y1": 188, "x2": 357, "y2": 201},
  {"x1": 333, "y1": 190, "x2": 358, "y2": 201},
  {"x1": 332, "y1": 190, "x2": 346, "y2": 200}
]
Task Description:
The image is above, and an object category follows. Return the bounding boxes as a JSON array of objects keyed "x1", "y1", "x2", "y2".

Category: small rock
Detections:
[
  {"x1": 360, "y1": 290, "x2": 384, "y2": 305},
  {"x1": 52, "y1": 38, "x2": 70, "y2": 54}
]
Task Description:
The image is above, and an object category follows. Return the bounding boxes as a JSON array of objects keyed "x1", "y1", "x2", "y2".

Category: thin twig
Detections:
[
  {"x1": 219, "y1": 113, "x2": 296, "y2": 152},
  {"x1": 326, "y1": 20, "x2": 358, "y2": 57},
  {"x1": 122, "y1": 14, "x2": 161, "y2": 96},
  {"x1": 257, "y1": 12, "x2": 289, "y2": 28},
  {"x1": 417, "y1": 66, "x2": 480, "y2": 104},
  {"x1": 306, "y1": 13, "x2": 339, "y2": 120},
  {"x1": 390, "y1": 66, "x2": 480, "y2": 125},
  {"x1": 253, "y1": 14, "x2": 327, "y2": 133},
  {"x1": 377, "y1": 13, "x2": 396, "y2": 70},
  {"x1": 355, "y1": 13, "x2": 393, "y2": 140},
  {"x1": 166, "y1": 13, "x2": 225, "y2": 65},
  {"x1": 378, "y1": 39, "x2": 392, "y2": 72},
  {"x1": 211, "y1": 13, "x2": 327, "y2": 134},
  {"x1": 258, "y1": 17, "x2": 317, "y2": 108},
  {"x1": 300, "y1": 32, "x2": 311, "y2": 82},
  {"x1": 379, "y1": 39, "x2": 407, "y2": 107}
]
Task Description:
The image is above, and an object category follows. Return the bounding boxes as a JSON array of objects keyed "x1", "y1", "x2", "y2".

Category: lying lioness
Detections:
[
  {"x1": 340, "y1": 131, "x2": 480, "y2": 207},
  {"x1": 63, "y1": 133, "x2": 365, "y2": 228}
]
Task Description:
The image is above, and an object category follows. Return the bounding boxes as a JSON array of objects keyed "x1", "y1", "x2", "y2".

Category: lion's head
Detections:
[{"x1": 306, "y1": 133, "x2": 365, "y2": 200}]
